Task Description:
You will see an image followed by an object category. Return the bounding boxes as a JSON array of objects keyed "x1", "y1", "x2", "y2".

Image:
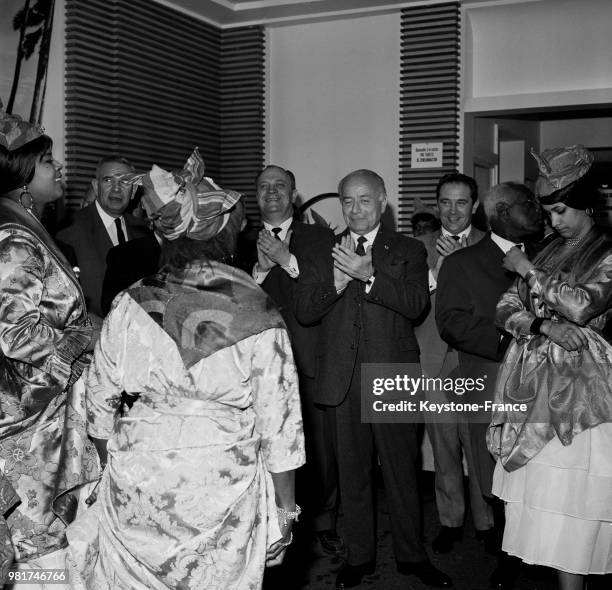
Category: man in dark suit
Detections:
[
  {"x1": 56, "y1": 156, "x2": 150, "y2": 317},
  {"x1": 414, "y1": 173, "x2": 494, "y2": 555},
  {"x1": 435, "y1": 182, "x2": 544, "y2": 589},
  {"x1": 252, "y1": 165, "x2": 341, "y2": 555},
  {"x1": 297, "y1": 169, "x2": 451, "y2": 589}
]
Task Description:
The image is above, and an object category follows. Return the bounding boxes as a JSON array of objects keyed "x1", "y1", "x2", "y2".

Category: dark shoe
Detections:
[
  {"x1": 315, "y1": 529, "x2": 344, "y2": 555},
  {"x1": 432, "y1": 525, "x2": 463, "y2": 554},
  {"x1": 397, "y1": 560, "x2": 453, "y2": 588},
  {"x1": 335, "y1": 562, "x2": 375, "y2": 589},
  {"x1": 475, "y1": 527, "x2": 501, "y2": 556}
]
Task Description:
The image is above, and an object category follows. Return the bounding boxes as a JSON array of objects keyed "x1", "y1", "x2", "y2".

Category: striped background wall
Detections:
[
  {"x1": 65, "y1": 0, "x2": 264, "y2": 222},
  {"x1": 398, "y1": 1, "x2": 461, "y2": 233}
]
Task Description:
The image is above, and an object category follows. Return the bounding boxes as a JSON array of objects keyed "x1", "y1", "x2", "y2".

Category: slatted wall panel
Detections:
[
  {"x1": 398, "y1": 2, "x2": 461, "y2": 233},
  {"x1": 65, "y1": 0, "x2": 222, "y2": 208},
  {"x1": 219, "y1": 27, "x2": 265, "y2": 225}
]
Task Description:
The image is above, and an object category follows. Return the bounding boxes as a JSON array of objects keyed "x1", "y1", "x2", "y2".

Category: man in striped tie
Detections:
[
  {"x1": 296, "y1": 169, "x2": 451, "y2": 589},
  {"x1": 56, "y1": 155, "x2": 150, "y2": 317}
]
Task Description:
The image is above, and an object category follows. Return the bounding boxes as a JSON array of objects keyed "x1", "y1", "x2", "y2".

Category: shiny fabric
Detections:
[
  {"x1": 67, "y1": 265, "x2": 305, "y2": 590},
  {"x1": 488, "y1": 227, "x2": 612, "y2": 470},
  {"x1": 0, "y1": 198, "x2": 97, "y2": 561}
]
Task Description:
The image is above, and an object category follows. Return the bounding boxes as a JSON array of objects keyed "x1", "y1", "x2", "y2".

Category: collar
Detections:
[
  {"x1": 95, "y1": 200, "x2": 122, "y2": 229},
  {"x1": 441, "y1": 225, "x2": 472, "y2": 241},
  {"x1": 350, "y1": 224, "x2": 380, "y2": 249},
  {"x1": 263, "y1": 217, "x2": 292, "y2": 240},
  {"x1": 490, "y1": 231, "x2": 523, "y2": 254}
]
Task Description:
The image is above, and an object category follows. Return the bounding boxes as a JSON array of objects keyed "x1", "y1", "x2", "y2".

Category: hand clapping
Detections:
[
  {"x1": 332, "y1": 234, "x2": 373, "y2": 291},
  {"x1": 256, "y1": 228, "x2": 293, "y2": 271}
]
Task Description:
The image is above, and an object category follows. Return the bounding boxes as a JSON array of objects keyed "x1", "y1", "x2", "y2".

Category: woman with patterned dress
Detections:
[
  {"x1": 67, "y1": 151, "x2": 306, "y2": 589},
  {"x1": 488, "y1": 145, "x2": 612, "y2": 590},
  {"x1": 0, "y1": 107, "x2": 98, "y2": 573}
]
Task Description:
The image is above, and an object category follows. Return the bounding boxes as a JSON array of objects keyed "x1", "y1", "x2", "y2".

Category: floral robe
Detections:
[
  {"x1": 67, "y1": 263, "x2": 306, "y2": 589},
  {"x1": 0, "y1": 199, "x2": 97, "y2": 561}
]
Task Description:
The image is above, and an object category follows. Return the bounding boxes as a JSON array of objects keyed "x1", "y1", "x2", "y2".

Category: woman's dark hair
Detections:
[
  {"x1": 0, "y1": 135, "x2": 53, "y2": 195},
  {"x1": 159, "y1": 200, "x2": 245, "y2": 270}
]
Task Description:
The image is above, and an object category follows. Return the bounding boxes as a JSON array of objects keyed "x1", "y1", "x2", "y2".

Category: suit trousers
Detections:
[
  {"x1": 334, "y1": 353, "x2": 426, "y2": 566},
  {"x1": 423, "y1": 356, "x2": 493, "y2": 531},
  {"x1": 297, "y1": 372, "x2": 338, "y2": 532},
  {"x1": 425, "y1": 418, "x2": 494, "y2": 530}
]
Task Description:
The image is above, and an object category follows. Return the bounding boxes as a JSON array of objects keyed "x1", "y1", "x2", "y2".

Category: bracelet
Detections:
[
  {"x1": 277, "y1": 504, "x2": 301, "y2": 528},
  {"x1": 523, "y1": 268, "x2": 537, "y2": 284},
  {"x1": 530, "y1": 317, "x2": 545, "y2": 335}
]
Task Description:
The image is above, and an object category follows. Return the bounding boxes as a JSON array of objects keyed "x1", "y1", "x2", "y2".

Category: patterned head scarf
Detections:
[
  {"x1": 0, "y1": 102, "x2": 45, "y2": 151},
  {"x1": 530, "y1": 145, "x2": 594, "y2": 206},
  {"x1": 128, "y1": 148, "x2": 242, "y2": 241}
]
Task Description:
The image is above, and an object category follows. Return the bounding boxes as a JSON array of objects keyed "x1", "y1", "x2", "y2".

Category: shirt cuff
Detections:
[
  {"x1": 281, "y1": 254, "x2": 299, "y2": 279},
  {"x1": 364, "y1": 274, "x2": 376, "y2": 294},
  {"x1": 428, "y1": 269, "x2": 437, "y2": 293},
  {"x1": 252, "y1": 263, "x2": 270, "y2": 284}
]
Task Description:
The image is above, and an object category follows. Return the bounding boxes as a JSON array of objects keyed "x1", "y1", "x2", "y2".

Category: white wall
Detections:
[
  {"x1": 540, "y1": 118, "x2": 612, "y2": 150},
  {"x1": 267, "y1": 13, "x2": 401, "y2": 231},
  {"x1": 464, "y1": 0, "x2": 612, "y2": 112}
]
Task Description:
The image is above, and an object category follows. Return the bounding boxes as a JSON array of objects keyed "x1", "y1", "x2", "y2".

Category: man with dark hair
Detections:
[
  {"x1": 252, "y1": 165, "x2": 342, "y2": 555},
  {"x1": 414, "y1": 172, "x2": 492, "y2": 555},
  {"x1": 297, "y1": 169, "x2": 451, "y2": 589},
  {"x1": 435, "y1": 181, "x2": 544, "y2": 590},
  {"x1": 56, "y1": 155, "x2": 150, "y2": 316}
]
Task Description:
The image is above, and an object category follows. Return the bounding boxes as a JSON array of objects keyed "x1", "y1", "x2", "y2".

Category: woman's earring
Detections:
[
  {"x1": 585, "y1": 207, "x2": 594, "y2": 216},
  {"x1": 19, "y1": 186, "x2": 34, "y2": 213}
]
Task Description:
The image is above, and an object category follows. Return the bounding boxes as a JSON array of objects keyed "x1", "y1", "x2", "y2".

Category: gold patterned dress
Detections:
[
  {"x1": 488, "y1": 227, "x2": 612, "y2": 574},
  {"x1": 0, "y1": 199, "x2": 97, "y2": 562},
  {"x1": 67, "y1": 261, "x2": 306, "y2": 590}
]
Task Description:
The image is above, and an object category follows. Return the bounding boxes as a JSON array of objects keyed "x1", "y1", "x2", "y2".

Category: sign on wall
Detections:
[{"x1": 411, "y1": 142, "x2": 443, "y2": 168}]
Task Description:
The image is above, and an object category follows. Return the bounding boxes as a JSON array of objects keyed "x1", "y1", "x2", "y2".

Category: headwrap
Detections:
[
  {"x1": 0, "y1": 101, "x2": 45, "y2": 151},
  {"x1": 530, "y1": 145, "x2": 594, "y2": 208},
  {"x1": 127, "y1": 148, "x2": 242, "y2": 241}
]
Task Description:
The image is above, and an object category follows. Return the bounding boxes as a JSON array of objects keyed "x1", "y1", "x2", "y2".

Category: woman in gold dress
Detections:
[
  {"x1": 489, "y1": 145, "x2": 612, "y2": 590},
  {"x1": 0, "y1": 107, "x2": 98, "y2": 574}
]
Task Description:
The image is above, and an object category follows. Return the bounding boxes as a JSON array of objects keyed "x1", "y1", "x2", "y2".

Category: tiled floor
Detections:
[{"x1": 263, "y1": 472, "x2": 609, "y2": 590}]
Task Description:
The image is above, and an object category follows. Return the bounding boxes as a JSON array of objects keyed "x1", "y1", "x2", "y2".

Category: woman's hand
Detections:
[
  {"x1": 502, "y1": 246, "x2": 531, "y2": 276},
  {"x1": 541, "y1": 319, "x2": 588, "y2": 352},
  {"x1": 265, "y1": 522, "x2": 292, "y2": 567}
]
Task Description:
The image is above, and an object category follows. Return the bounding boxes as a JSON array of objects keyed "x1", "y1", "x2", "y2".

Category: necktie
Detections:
[
  {"x1": 450, "y1": 235, "x2": 460, "y2": 242},
  {"x1": 271, "y1": 227, "x2": 282, "y2": 240},
  {"x1": 115, "y1": 217, "x2": 126, "y2": 245},
  {"x1": 355, "y1": 236, "x2": 367, "y2": 256}
]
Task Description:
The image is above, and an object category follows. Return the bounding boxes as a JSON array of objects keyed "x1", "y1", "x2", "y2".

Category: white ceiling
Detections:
[{"x1": 155, "y1": 0, "x2": 507, "y2": 28}]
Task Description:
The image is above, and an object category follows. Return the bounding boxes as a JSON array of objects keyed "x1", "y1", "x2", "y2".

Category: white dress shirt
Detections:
[
  {"x1": 347, "y1": 224, "x2": 379, "y2": 294},
  {"x1": 95, "y1": 201, "x2": 127, "y2": 247},
  {"x1": 253, "y1": 217, "x2": 299, "y2": 284},
  {"x1": 490, "y1": 231, "x2": 523, "y2": 254}
]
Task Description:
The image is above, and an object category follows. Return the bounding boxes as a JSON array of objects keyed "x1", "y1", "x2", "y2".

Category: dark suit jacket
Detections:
[
  {"x1": 260, "y1": 222, "x2": 335, "y2": 378},
  {"x1": 101, "y1": 233, "x2": 162, "y2": 315},
  {"x1": 296, "y1": 224, "x2": 429, "y2": 406},
  {"x1": 55, "y1": 203, "x2": 150, "y2": 316},
  {"x1": 435, "y1": 234, "x2": 515, "y2": 370}
]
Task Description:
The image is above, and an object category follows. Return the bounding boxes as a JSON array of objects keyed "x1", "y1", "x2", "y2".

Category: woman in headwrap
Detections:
[
  {"x1": 0, "y1": 107, "x2": 98, "y2": 574},
  {"x1": 67, "y1": 150, "x2": 305, "y2": 590},
  {"x1": 488, "y1": 145, "x2": 612, "y2": 589}
]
